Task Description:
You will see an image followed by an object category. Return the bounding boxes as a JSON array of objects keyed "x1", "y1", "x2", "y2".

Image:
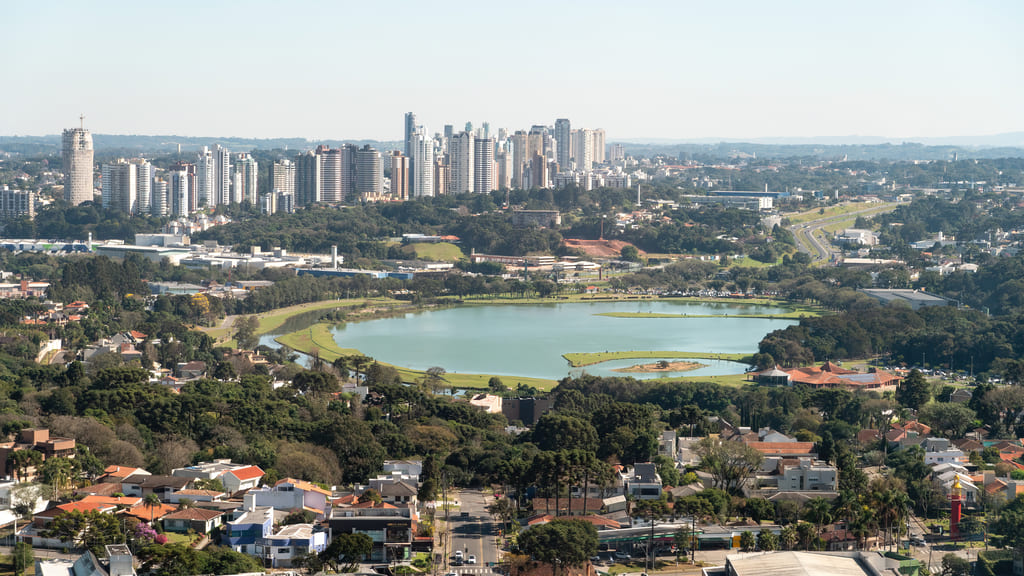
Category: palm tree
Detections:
[
  {"x1": 780, "y1": 525, "x2": 799, "y2": 550},
  {"x1": 803, "y1": 497, "x2": 833, "y2": 544},
  {"x1": 143, "y1": 493, "x2": 162, "y2": 524}
]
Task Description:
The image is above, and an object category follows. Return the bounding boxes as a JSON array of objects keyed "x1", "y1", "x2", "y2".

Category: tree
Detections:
[
  {"x1": 8, "y1": 449, "x2": 42, "y2": 482},
  {"x1": 620, "y1": 245, "x2": 641, "y2": 262},
  {"x1": 531, "y1": 413, "x2": 599, "y2": 454},
  {"x1": 11, "y1": 542, "x2": 32, "y2": 576},
  {"x1": 488, "y1": 376, "x2": 508, "y2": 394},
  {"x1": 518, "y1": 519, "x2": 598, "y2": 576},
  {"x1": 993, "y1": 494, "x2": 1024, "y2": 562},
  {"x1": 40, "y1": 457, "x2": 76, "y2": 501},
  {"x1": 756, "y1": 528, "x2": 778, "y2": 551},
  {"x1": 780, "y1": 525, "x2": 799, "y2": 550},
  {"x1": 696, "y1": 437, "x2": 763, "y2": 495},
  {"x1": 233, "y1": 316, "x2": 260, "y2": 351},
  {"x1": 896, "y1": 369, "x2": 931, "y2": 410},
  {"x1": 739, "y1": 531, "x2": 755, "y2": 552},
  {"x1": 143, "y1": 493, "x2": 162, "y2": 524},
  {"x1": 745, "y1": 498, "x2": 775, "y2": 524},
  {"x1": 940, "y1": 553, "x2": 971, "y2": 576},
  {"x1": 803, "y1": 497, "x2": 833, "y2": 541},
  {"x1": 320, "y1": 532, "x2": 373, "y2": 571}
]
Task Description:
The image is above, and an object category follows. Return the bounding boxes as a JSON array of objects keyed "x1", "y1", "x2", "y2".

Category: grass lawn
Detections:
[
  {"x1": 411, "y1": 242, "x2": 466, "y2": 262},
  {"x1": 730, "y1": 256, "x2": 781, "y2": 268},
  {"x1": 563, "y1": 350, "x2": 753, "y2": 367},
  {"x1": 276, "y1": 323, "x2": 559, "y2": 391}
]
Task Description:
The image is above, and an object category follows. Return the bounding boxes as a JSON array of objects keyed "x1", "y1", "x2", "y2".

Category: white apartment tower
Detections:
[
  {"x1": 151, "y1": 178, "x2": 169, "y2": 216},
  {"x1": 196, "y1": 147, "x2": 215, "y2": 207},
  {"x1": 272, "y1": 159, "x2": 295, "y2": 198},
  {"x1": 233, "y1": 154, "x2": 258, "y2": 204},
  {"x1": 170, "y1": 170, "x2": 190, "y2": 217},
  {"x1": 473, "y1": 137, "x2": 495, "y2": 194},
  {"x1": 573, "y1": 129, "x2": 595, "y2": 172},
  {"x1": 410, "y1": 130, "x2": 434, "y2": 198},
  {"x1": 62, "y1": 122, "x2": 94, "y2": 206},
  {"x1": 449, "y1": 131, "x2": 475, "y2": 195}
]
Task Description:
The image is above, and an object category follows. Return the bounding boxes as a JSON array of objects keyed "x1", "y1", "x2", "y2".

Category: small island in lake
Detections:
[{"x1": 611, "y1": 360, "x2": 706, "y2": 373}]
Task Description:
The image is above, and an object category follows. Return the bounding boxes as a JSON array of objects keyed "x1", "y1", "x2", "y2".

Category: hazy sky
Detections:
[{"x1": 5, "y1": 0, "x2": 1022, "y2": 141}]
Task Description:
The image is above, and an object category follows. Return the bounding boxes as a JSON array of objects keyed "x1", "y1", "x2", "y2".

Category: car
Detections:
[
  {"x1": 451, "y1": 559, "x2": 463, "y2": 567},
  {"x1": 614, "y1": 551, "x2": 630, "y2": 561},
  {"x1": 445, "y1": 572, "x2": 458, "y2": 576},
  {"x1": 460, "y1": 512, "x2": 470, "y2": 518},
  {"x1": 467, "y1": 556, "x2": 477, "y2": 565},
  {"x1": 454, "y1": 551, "x2": 463, "y2": 560}
]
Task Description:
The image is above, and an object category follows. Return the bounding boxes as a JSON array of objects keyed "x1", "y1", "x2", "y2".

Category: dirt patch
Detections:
[
  {"x1": 562, "y1": 238, "x2": 645, "y2": 258},
  {"x1": 612, "y1": 360, "x2": 705, "y2": 373}
]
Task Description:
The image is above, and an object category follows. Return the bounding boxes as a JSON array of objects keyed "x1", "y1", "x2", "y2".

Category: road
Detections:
[
  {"x1": 788, "y1": 203, "x2": 899, "y2": 264},
  {"x1": 446, "y1": 490, "x2": 501, "y2": 576}
]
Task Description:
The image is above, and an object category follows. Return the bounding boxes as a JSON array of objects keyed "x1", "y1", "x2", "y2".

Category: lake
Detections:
[{"x1": 314, "y1": 300, "x2": 798, "y2": 381}]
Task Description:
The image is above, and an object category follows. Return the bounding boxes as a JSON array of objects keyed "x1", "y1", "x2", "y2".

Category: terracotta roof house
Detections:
[
  {"x1": 531, "y1": 497, "x2": 605, "y2": 516},
  {"x1": 122, "y1": 503, "x2": 178, "y2": 523},
  {"x1": 222, "y1": 465, "x2": 264, "y2": 493},
  {"x1": 121, "y1": 474, "x2": 190, "y2": 499},
  {"x1": 100, "y1": 465, "x2": 150, "y2": 483},
  {"x1": 162, "y1": 507, "x2": 224, "y2": 534}
]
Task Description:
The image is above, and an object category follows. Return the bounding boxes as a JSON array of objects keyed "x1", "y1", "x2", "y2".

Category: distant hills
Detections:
[{"x1": 1, "y1": 132, "x2": 1023, "y2": 162}]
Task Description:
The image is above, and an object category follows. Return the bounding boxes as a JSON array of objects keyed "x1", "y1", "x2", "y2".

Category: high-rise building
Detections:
[
  {"x1": 0, "y1": 187, "x2": 36, "y2": 221},
  {"x1": 473, "y1": 137, "x2": 495, "y2": 194},
  {"x1": 62, "y1": 121, "x2": 94, "y2": 206},
  {"x1": 410, "y1": 130, "x2": 434, "y2": 198},
  {"x1": 527, "y1": 126, "x2": 546, "y2": 163},
  {"x1": 295, "y1": 151, "x2": 323, "y2": 206},
  {"x1": 573, "y1": 129, "x2": 595, "y2": 172},
  {"x1": 530, "y1": 153, "x2": 548, "y2": 189},
  {"x1": 102, "y1": 159, "x2": 147, "y2": 214},
  {"x1": 512, "y1": 131, "x2": 528, "y2": 189},
  {"x1": 339, "y1": 144, "x2": 358, "y2": 202},
  {"x1": 592, "y1": 129, "x2": 606, "y2": 165},
  {"x1": 404, "y1": 112, "x2": 417, "y2": 158},
  {"x1": 316, "y1": 145, "x2": 342, "y2": 203},
  {"x1": 233, "y1": 154, "x2": 258, "y2": 205},
  {"x1": 272, "y1": 159, "x2": 295, "y2": 197},
  {"x1": 390, "y1": 152, "x2": 409, "y2": 201},
  {"x1": 196, "y1": 147, "x2": 215, "y2": 208},
  {"x1": 135, "y1": 159, "x2": 152, "y2": 214},
  {"x1": 356, "y1": 145, "x2": 383, "y2": 200},
  {"x1": 151, "y1": 178, "x2": 169, "y2": 216},
  {"x1": 169, "y1": 170, "x2": 190, "y2": 217},
  {"x1": 495, "y1": 150, "x2": 512, "y2": 190},
  {"x1": 433, "y1": 158, "x2": 448, "y2": 197},
  {"x1": 449, "y1": 131, "x2": 475, "y2": 195},
  {"x1": 554, "y1": 118, "x2": 572, "y2": 170},
  {"x1": 609, "y1": 143, "x2": 626, "y2": 163},
  {"x1": 213, "y1": 144, "x2": 232, "y2": 205}
]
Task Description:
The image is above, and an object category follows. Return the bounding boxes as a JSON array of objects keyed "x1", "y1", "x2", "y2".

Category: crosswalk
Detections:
[{"x1": 449, "y1": 568, "x2": 500, "y2": 576}]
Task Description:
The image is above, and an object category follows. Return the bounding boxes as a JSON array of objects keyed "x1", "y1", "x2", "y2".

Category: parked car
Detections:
[{"x1": 614, "y1": 551, "x2": 630, "y2": 561}]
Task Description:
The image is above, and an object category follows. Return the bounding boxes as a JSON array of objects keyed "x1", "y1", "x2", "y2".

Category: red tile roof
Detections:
[{"x1": 227, "y1": 465, "x2": 264, "y2": 481}]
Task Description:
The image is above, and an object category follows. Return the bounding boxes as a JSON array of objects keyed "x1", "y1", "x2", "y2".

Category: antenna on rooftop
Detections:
[{"x1": 80, "y1": 114, "x2": 85, "y2": 129}]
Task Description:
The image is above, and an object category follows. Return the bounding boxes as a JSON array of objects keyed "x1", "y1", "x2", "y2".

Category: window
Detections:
[{"x1": 278, "y1": 548, "x2": 291, "y2": 554}]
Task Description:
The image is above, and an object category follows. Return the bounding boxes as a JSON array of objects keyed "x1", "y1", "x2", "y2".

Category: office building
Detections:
[
  {"x1": 356, "y1": 145, "x2": 383, "y2": 200},
  {"x1": 554, "y1": 118, "x2": 572, "y2": 170},
  {"x1": 62, "y1": 122, "x2": 94, "y2": 206},
  {"x1": 233, "y1": 154, "x2": 258, "y2": 205},
  {"x1": 473, "y1": 137, "x2": 495, "y2": 193},
  {"x1": 294, "y1": 151, "x2": 323, "y2": 206},
  {"x1": 390, "y1": 152, "x2": 409, "y2": 201},
  {"x1": 449, "y1": 131, "x2": 475, "y2": 195}
]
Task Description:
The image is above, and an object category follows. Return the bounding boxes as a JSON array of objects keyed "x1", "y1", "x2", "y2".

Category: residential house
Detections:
[
  {"x1": 658, "y1": 430, "x2": 677, "y2": 459},
  {"x1": 176, "y1": 361, "x2": 207, "y2": 380},
  {"x1": 167, "y1": 489, "x2": 225, "y2": 504},
  {"x1": 950, "y1": 389, "x2": 973, "y2": 404},
  {"x1": 778, "y1": 459, "x2": 839, "y2": 492},
  {"x1": 622, "y1": 463, "x2": 662, "y2": 500},
  {"x1": 328, "y1": 501, "x2": 416, "y2": 562},
  {"x1": 256, "y1": 523, "x2": 328, "y2": 568},
  {"x1": 20, "y1": 501, "x2": 117, "y2": 548},
  {"x1": 244, "y1": 478, "x2": 331, "y2": 519},
  {"x1": 751, "y1": 362, "x2": 900, "y2": 391},
  {"x1": 382, "y1": 460, "x2": 423, "y2": 480},
  {"x1": 221, "y1": 466, "x2": 264, "y2": 493},
  {"x1": 221, "y1": 503, "x2": 275, "y2": 555},
  {"x1": 0, "y1": 479, "x2": 50, "y2": 527},
  {"x1": 378, "y1": 481, "x2": 417, "y2": 507},
  {"x1": 531, "y1": 497, "x2": 606, "y2": 516},
  {"x1": 98, "y1": 466, "x2": 149, "y2": 483},
  {"x1": 162, "y1": 507, "x2": 224, "y2": 534},
  {"x1": 120, "y1": 475, "x2": 190, "y2": 499}
]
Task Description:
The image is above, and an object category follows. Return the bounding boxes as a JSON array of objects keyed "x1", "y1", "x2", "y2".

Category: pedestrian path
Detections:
[{"x1": 450, "y1": 568, "x2": 500, "y2": 576}]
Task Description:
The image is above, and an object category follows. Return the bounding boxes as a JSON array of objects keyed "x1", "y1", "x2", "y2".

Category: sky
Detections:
[{"x1": 4, "y1": 0, "x2": 1023, "y2": 142}]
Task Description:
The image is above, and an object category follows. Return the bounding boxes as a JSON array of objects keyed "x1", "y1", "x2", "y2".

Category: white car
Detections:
[{"x1": 467, "y1": 555, "x2": 477, "y2": 565}]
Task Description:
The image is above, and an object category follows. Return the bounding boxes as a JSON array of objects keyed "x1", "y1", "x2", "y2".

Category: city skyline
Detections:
[{"x1": 5, "y1": 1, "x2": 1024, "y2": 141}]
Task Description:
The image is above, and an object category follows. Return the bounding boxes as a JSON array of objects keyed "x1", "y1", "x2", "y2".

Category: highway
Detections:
[{"x1": 788, "y1": 203, "x2": 899, "y2": 264}]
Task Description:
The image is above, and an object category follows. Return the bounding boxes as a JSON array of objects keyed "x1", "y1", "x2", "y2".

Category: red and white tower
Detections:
[{"x1": 950, "y1": 476, "x2": 964, "y2": 540}]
